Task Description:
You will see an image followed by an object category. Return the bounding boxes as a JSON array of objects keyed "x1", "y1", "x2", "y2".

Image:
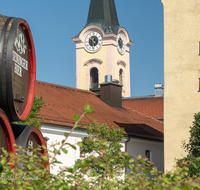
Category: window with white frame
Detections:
[
  {"x1": 80, "y1": 147, "x2": 86, "y2": 158},
  {"x1": 145, "y1": 150, "x2": 151, "y2": 163}
]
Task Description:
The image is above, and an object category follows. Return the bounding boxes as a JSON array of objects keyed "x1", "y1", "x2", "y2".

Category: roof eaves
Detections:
[{"x1": 129, "y1": 134, "x2": 163, "y2": 141}]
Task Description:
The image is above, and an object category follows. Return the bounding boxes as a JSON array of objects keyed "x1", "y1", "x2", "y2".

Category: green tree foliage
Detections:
[
  {"x1": 178, "y1": 154, "x2": 200, "y2": 178},
  {"x1": 178, "y1": 112, "x2": 200, "y2": 177},
  {"x1": 0, "y1": 104, "x2": 199, "y2": 189},
  {"x1": 77, "y1": 123, "x2": 130, "y2": 175},
  {"x1": 13, "y1": 95, "x2": 44, "y2": 130}
]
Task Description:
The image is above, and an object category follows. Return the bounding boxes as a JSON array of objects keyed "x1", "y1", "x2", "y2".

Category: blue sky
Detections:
[{"x1": 1, "y1": 0, "x2": 164, "y2": 96}]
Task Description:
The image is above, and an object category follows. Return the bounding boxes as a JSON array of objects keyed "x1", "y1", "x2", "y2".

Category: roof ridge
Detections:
[
  {"x1": 36, "y1": 80, "x2": 98, "y2": 95},
  {"x1": 122, "y1": 96, "x2": 163, "y2": 100},
  {"x1": 122, "y1": 105, "x2": 164, "y2": 125}
]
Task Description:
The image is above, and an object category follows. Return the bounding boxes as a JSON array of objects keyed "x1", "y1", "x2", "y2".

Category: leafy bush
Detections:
[
  {"x1": 78, "y1": 123, "x2": 129, "y2": 175},
  {"x1": 178, "y1": 112, "x2": 200, "y2": 177},
  {"x1": 13, "y1": 95, "x2": 44, "y2": 129}
]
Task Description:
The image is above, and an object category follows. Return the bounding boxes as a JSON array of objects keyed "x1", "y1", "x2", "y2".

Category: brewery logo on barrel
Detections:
[
  {"x1": 26, "y1": 140, "x2": 33, "y2": 156},
  {"x1": 14, "y1": 29, "x2": 27, "y2": 55},
  {"x1": 25, "y1": 133, "x2": 40, "y2": 157},
  {"x1": 13, "y1": 27, "x2": 29, "y2": 78}
]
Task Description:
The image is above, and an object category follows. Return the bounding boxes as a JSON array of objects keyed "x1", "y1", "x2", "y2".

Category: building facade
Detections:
[{"x1": 162, "y1": 0, "x2": 200, "y2": 171}]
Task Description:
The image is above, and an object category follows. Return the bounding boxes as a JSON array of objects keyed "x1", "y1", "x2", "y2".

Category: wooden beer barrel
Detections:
[
  {"x1": 11, "y1": 124, "x2": 48, "y2": 167},
  {"x1": 0, "y1": 15, "x2": 36, "y2": 121},
  {"x1": 0, "y1": 109, "x2": 16, "y2": 156}
]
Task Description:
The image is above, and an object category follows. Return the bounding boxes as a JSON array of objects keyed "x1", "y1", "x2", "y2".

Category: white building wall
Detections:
[
  {"x1": 127, "y1": 137, "x2": 164, "y2": 173},
  {"x1": 41, "y1": 124, "x2": 127, "y2": 174},
  {"x1": 41, "y1": 124, "x2": 88, "y2": 174},
  {"x1": 41, "y1": 124, "x2": 163, "y2": 175}
]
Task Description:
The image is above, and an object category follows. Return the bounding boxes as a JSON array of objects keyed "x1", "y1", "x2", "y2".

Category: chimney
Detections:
[
  {"x1": 154, "y1": 83, "x2": 164, "y2": 97},
  {"x1": 105, "y1": 75, "x2": 112, "y2": 82},
  {"x1": 100, "y1": 75, "x2": 122, "y2": 108}
]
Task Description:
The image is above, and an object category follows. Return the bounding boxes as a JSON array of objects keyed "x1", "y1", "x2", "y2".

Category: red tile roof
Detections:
[
  {"x1": 122, "y1": 97, "x2": 163, "y2": 119},
  {"x1": 35, "y1": 81, "x2": 163, "y2": 141}
]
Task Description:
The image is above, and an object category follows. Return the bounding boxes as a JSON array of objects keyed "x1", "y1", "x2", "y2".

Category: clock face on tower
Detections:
[
  {"x1": 85, "y1": 31, "x2": 102, "y2": 52},
  {"x1": 116, "y1": 33, "x2": 125, "y2": 54}
]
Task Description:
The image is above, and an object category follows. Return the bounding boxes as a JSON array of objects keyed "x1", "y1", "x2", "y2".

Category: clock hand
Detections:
[
  {"x1": 90, "y1": 37, "x2": 96, "y2": 48},
  {"x1": 119, "y1": 38, "x2": 122, "y2": 47},
  {"x1": 92, "y1": 38, "x2": 95, "y2": 48}
]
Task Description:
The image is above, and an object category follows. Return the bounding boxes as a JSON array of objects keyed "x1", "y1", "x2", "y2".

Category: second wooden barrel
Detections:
[
  {"x1": 0, "y1": 15, "x2": 36, "y2": 121},
  {"x1": 0, "y1": 109, "x2": 16, "y2": 156},
  {"x1": 11, "y1": 124, "x2": 48, "y2": 167}
]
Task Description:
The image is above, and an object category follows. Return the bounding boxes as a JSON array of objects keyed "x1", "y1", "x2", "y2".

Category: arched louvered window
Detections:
[
  {"x1": 119, "y1": 69, "x2": 123, "y2": 85},
  {"x1": 90, "y1": 67, "x2": 99, "y2": 88}
]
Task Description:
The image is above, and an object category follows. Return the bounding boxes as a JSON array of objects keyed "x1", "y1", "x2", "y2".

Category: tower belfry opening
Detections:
[
  {"x1": 90, "y1": 68, "x2": 99, "y2": 89},
  {"x1": 119, "y1": 69, "x2": 123, "y2": 85}
]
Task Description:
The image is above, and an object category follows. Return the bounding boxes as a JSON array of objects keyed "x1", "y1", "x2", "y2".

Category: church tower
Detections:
[{"x1": 72, "y1": 0, "x2": 133, "y2": 97}]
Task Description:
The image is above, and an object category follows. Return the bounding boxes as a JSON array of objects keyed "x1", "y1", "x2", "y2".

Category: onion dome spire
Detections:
[
  {"x1": 85, "y1": 0, "x2": 120, "y2": 34},
  {"x1": 75, "y1": 0, "x2": 121, "y2": 37}
]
